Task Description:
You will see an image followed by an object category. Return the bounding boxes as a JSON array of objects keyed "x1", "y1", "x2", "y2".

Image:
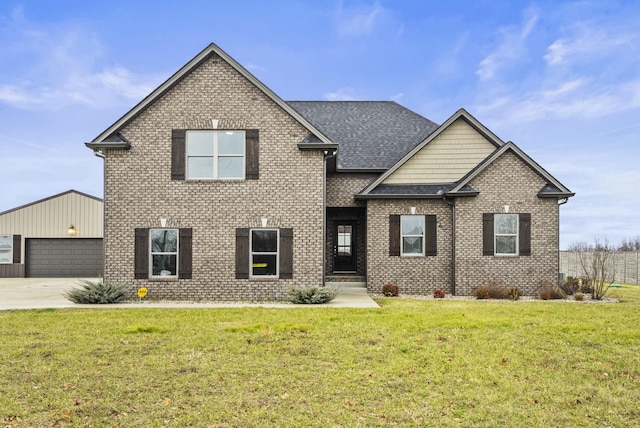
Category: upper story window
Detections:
[
  {"x1": 494, "y1": 214, "x2": 518, "y2": 256},
  {"x1": 401, "y1": 215, "x2": 425, "y2": 256},
  {"x1": 186, "y1": 130, "x2": 245, "y2": 179},
  {"x1": 0, "y1": 235, "x2": 12, "y2": 264},
  {"x1": 150, "y1": 229, "x2": 178, "y2": 277}
]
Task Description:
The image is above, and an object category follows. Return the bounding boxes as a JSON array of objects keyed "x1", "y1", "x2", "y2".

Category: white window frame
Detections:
[
  {"x1": 250, "y1": 228, "x2": 279, "y2": 279},
  {"x1": 149, "y1": 228, "x2": 179, "y2": 278},
  {"x1": 494, "y1": 214, "x2": 519, "y2": 256},
  {"x1": 0, "y1": 235, "x2": 12, "y2": 264},
  {"x1": 186, "y1": 130, "x2": 245, "y2": 180},
  {"x1": 400, "y1": 215, "x2": 425, "y2": 257}
]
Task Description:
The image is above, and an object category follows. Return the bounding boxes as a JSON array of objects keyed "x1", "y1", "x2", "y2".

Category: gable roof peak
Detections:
[{"x1": 87, "y1": 42, "x2": 335, "y2": 148}]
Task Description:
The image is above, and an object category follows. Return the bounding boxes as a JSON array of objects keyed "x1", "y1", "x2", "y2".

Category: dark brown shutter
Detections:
[
  {"x1": 279, "y1": 228, "x2": 293, "y2": 279},
  {"x1": 519, "y1": 213, "x2": 531, "y2": 256},
  {"x1": 12, "y1": 235, "x2": 21, "y2": 264},
  {"x1": 245, "y1": 129, "x2": 259, "y2": 180},
  {"x1": 389, "y1": 215, "x2": 400, "y2": 256},
  {"x1": 171, "y1": 129, "x2": 186, "y2": 180},
  {"x1": 235, "y1": 228, "x2": 249, "y2": 279},
  {"x1": 134, "y1": 228, "x2": 149, "y2": 279},
  {"x1": 178, "y1": 228, "x2": 192, "y2": 279},
  {"x1": 482, "y1": 213, "x2": 494, "y2": 256},
  {"x1": 425, "y1": 215, "x2": 437, "y2": 256}
]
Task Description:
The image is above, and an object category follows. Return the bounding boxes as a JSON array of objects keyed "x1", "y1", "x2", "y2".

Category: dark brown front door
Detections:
[{"x1": 333, "y1": 221, "x2": 357, "y2": 272}]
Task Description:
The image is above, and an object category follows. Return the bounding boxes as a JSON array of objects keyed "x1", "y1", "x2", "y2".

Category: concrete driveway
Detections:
[{"x1": 0, "y1": 278, "x2": 379, "y2": 310}]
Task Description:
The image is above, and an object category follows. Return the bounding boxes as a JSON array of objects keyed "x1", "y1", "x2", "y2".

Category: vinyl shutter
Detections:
[
  {"x1": 134, "y1": 228, "x2": 149, "y2": 279},
  {"x1": 519, "y1": 213, "x2": 531, "y2": 256},
  {"x1": 279, "y1": 228, "x2": 293, "y2": 279},
  {"x1": 245, "y1": 129, "x2": 259, "y2": 180},
  {"x1": 482, "y1": 213, "x2": 494, "y2": 256},
  {"x1": 235, "y1": 228, "x2": 250, "y2": 279},
  {"x1": 178, "y1": 228, "x2": 192, "y2": 279},
  {"x1": 389, "y1": 215, "x2": 400, "y2": 256},
  {"x1": 171, "y1": 129, "x2": 186, "y2": 180},
  {"x1": 425, "y1": 215, "x2": 437, "y2": 256}
]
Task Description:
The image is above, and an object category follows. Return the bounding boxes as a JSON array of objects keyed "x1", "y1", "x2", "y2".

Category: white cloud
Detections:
[
  {"x1": 0, "y1": 7, "x2": 160, "y2": 110},
  {"x1": 476, "y1": 10, "x2": 539, "y2": 81},
  {"x1": 324, "y1": 87, "x2": 359, "y2": 101},
  {"x1": 544, "y1": 22, "x2": 635, "y2": 66},
  {"x1": 335, "y1": 1, "x2": 390, "y2": 38}
]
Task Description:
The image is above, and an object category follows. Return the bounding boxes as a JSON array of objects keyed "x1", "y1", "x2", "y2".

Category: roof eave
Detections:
[
  {"x1": 85, "y1": 142, "x2": 131, "y2": 150},
  {"x1": 297, "y1": 143, "x2": 339, "y2": 150},
  {"x1": 355, "y1": 193, "x2": 447, "y2": 200},
  {"x1": 538, "y1": 192, "x2": 576, "y2": 198}
]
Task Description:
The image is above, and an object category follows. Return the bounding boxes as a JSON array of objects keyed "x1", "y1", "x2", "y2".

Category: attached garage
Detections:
[
  {"x1": 0, "y1": 190, "x2": 103, "y2": 278},
  {"x1": 26, "y1": 238, "x2": 103, "y2": 278}
]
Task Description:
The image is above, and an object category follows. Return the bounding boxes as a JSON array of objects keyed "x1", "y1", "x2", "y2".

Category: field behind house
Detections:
[{"x1": 1, "y1": 286, "x2": 639, "y2": 427}]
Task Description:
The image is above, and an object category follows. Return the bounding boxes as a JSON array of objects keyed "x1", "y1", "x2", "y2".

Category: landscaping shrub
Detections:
[
  {"x1": 433, "y1": 289, "x2": 445, "y2": 299},
  {"x1": 65, "y1": 280, "x2": 128, "y2": 304},
  {"x1": 475, "y1": 288, "x2": 490, "y2": 299},
  {"x1": 288, "y1": 286, "x2": 338, "y2": 304},
  {"x1": 539, "y1": 286, "x2": 566, "y2": 300},
  {"x1": 560, "y1": 276, "x2": 580, "y2": 295},
  {"x1": 382, "y1": 283, "x2": 399, "y2": 297},
  {"x1": 508, "y1": 287, "x2": 521, "y2": 301},
  {"x1": 574, "y1": 292, "x2": 585, "y2": 301}
]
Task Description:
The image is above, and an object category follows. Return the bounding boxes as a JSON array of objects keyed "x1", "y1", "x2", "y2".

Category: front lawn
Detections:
[{"x1": 1, "y1": 286, "x2": 639, "y2": 427}]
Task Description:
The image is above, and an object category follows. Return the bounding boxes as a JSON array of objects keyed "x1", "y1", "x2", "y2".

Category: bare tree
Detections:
[
  {"x1": 618, "y1": 235, "x2": 640, "y2": 251},
  {"x1": 568, "y1": 239, "x2": 616, "y2": 300}
]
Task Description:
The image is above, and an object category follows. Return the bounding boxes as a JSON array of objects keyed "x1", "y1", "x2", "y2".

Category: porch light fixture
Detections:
[
  {"x1": 67, "y1": 225, "x2": 77, "y2": 236},
  {"x1": 410, "y1": 207, "x2": 416, "y2": 215},
  {"x1": 261, "y1": 217, "x2": 268, "y2": 228}
]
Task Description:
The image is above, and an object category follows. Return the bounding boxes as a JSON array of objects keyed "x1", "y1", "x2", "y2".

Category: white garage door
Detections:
[{"x1": 26, "y1": 238, "x2": 103, "y2": 278}]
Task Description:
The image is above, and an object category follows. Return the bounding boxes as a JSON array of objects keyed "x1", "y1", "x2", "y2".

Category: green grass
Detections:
[{"x1": 1, "y1": 287, "x2": 640, "y2": 427}]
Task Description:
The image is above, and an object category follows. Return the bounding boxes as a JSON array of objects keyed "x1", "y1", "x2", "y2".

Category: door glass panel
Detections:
[{"x1": 337, "y1": 225, "x2": 352, "y2": 256}]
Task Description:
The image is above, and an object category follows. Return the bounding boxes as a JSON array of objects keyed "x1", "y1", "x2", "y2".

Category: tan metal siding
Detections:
[
  {"x1": 0, "y1": 192, "x2": 103, "y2": 263},
  {"x1": 384, "y1": 118, "x2": 496, "y2": 184}
]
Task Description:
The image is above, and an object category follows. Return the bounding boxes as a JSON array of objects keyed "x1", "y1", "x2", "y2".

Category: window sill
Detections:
[{"x1": 148, "y1": 276, "x2": 180, "y2": 282}]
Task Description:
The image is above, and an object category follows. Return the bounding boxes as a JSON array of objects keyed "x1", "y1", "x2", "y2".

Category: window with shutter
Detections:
[{"x1": 483, "y1": 213, "x2": 531, "y2": 257}]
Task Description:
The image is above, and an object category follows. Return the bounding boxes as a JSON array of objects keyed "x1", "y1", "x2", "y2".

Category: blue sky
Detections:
[{"x1": 0, "y1": 0, "x2": 639, "y2": 249}]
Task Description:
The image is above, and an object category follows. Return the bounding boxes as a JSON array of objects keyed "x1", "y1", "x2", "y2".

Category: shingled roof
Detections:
[{"x1": 287, "y1": 101, "x2": 439, "y2": 170}]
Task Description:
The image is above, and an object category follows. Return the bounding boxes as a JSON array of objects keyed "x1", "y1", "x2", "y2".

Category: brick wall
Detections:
[
  {"x1": 454, "y1": 151, "x2": 559, "y2": 296},
  {"x1": 367, "y1": 199, "x2": 453, "y2": 295},
  {"x1": 326, "y1": 173, "x2": 378, "y2": 207},
  {"x1": 103, "y1": 54, "x2": 325, "y2": 301}
]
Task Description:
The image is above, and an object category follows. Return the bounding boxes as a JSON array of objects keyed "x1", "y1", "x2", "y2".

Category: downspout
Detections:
[
  {"x1": 440, "y1": 192, "x2": 456, "y2": 295},
  {"x1": 321, "y1": 149, "x2": 334, "y2": 287},
  {"x1": 557, "y1": 197, "x2": 569, "y2": 284}
]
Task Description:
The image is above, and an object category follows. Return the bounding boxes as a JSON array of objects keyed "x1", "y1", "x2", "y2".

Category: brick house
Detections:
[{"x1": 86, "y1": 43, "x2": 573, "y2": 300}]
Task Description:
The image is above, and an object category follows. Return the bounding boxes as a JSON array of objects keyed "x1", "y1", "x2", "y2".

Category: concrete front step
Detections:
[{"x1": 327, "y1": 281, "x2": 368, "y2": 295}]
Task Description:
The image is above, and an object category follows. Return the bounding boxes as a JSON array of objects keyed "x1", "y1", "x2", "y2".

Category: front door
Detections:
[{"x1": 333, "y1": 221, "x2": 357, "y2": 272}]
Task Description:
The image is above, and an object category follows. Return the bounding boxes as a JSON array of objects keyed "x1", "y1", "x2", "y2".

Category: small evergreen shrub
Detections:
[
  {"x1": 433, "y1": 289, "x2": 445, "y2": 299},
  {"x1": 382, "y1": 283, "x2": 399, "y2": 297},
  {"x1": 65, "y1": 280, "x2": 128, "y2": 304},
  {"x1": 288, "y1": 286, "x2": 338, "y2": 304},
  {"x1": 574, "y1": 292, "x2": 585, "y2": 301}
]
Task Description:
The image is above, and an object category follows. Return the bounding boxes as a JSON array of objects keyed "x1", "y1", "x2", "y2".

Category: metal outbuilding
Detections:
[{"x1": 0, "y1": 190, "x2": 103, "y2": 278}]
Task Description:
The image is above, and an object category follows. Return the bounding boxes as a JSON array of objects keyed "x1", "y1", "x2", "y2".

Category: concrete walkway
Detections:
[{"x1": 0, "y1": 278, "x2": 379, "y2": 310}]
